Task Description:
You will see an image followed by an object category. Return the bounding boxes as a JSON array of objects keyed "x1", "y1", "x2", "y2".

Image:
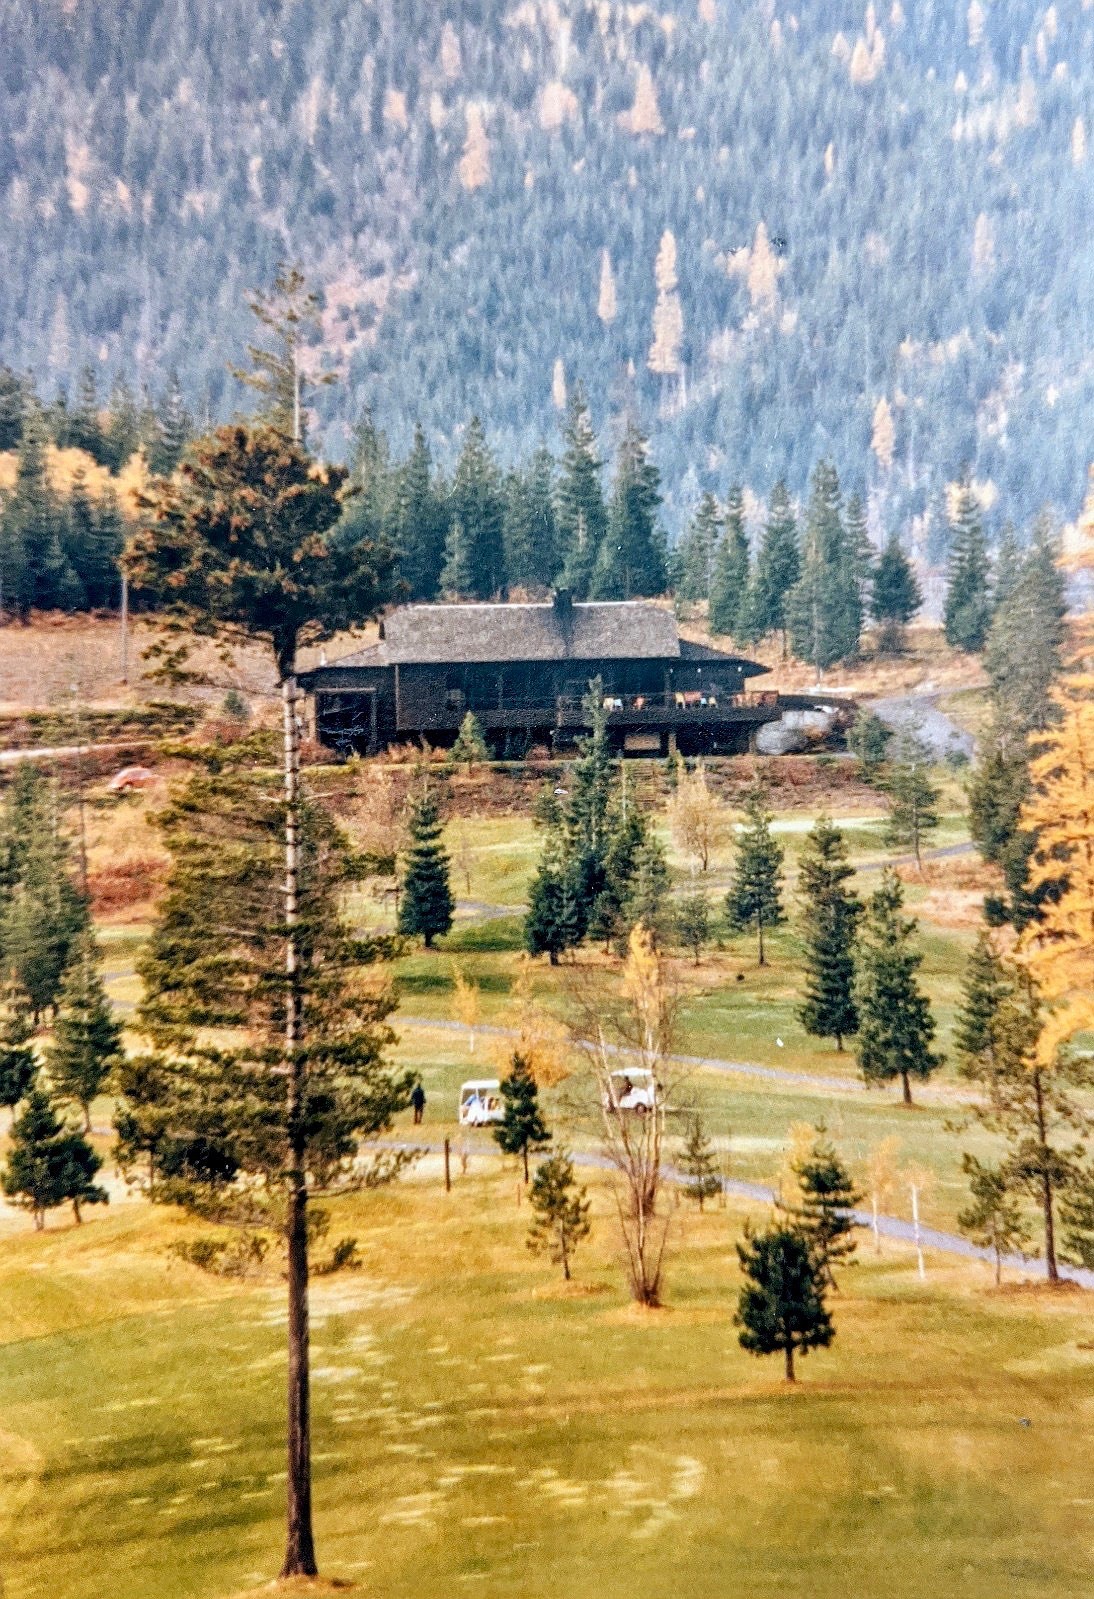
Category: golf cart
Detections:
[
  {"x1": 458, "y1": 1079, "x2": 505, "y2": 1127},
  {"x1": 603, "y1": 1068, "x2": 658, "y2": 1115}
]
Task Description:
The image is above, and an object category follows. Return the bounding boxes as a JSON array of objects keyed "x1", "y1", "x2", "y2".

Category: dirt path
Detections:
[{"x1": 870, "y1": 689, "x2": 975, "y2": 760}]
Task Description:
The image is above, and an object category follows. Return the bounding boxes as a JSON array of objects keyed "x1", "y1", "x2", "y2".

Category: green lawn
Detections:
[{"x1": 1, "y1": 1170, "x2": 1093, "y2": 1599}]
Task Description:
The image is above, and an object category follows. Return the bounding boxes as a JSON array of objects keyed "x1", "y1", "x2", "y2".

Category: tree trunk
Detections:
[
  {"x1": 901, "y1": 1070, "x2": 912, "y2": 1106},
  {"x1": 757, "y1": 913, "x2": 766, "y2": 967},
  {"x1": 784, "y1": 1342, "x2": 795, "y2": 1382},
  {"x1": 835, "y1": 1034, "x2": 843, "y2": 1052},
  {"x1": 279, "y1": 673, "x2": 318, "y2": 1580},
  {"x1": 1033, "y1": 1070, "x2": 1059, "y2": 1285},
  {"x1": 522, "y1": 1142, "x2": 529, "y2": 1183},
  {"x1": 73, "y1": 1197, "x2": 82, "y2": 1224}
]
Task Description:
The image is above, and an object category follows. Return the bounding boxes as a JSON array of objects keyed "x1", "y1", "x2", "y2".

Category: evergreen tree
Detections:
[
  {"x1": 127, "y1": 410, "x2": 401, "y2": 1582},
  {"x1": 439, "y1": 517, "x2": 474, "y2": 598},
  {"x1": 504, "y1": 449, "x2": 557, "y2": 592},
  {"x1": 555, "y1": 385, "x2": 606, "y2": 598},
  {"x1": 748, "y1": 481, "x2": 800, "y2": 650},
  {"x1": 450, "y1": 417, "x2": 505, "y2": 599},
  {"x1": 0, "y1": 363, "x2": 24, "y2": 451},
  {"x1": 871, "y1": 534, "x2": 922, "y2": 653},
  {"x1": 844, "y1": 491, "x2": 874, "y2": 612},
  {"x1": 958, "y1": 1153, "x2": 1031, "y2": 1285},
  {"x1": 982, "y1": 517, "x2": 1067, "y2": 738},
  {"x1": 855, "y1": 869, "x2": 941, "y2": 1104},
  {"x1": 2, "y1": 408, "x2": 64, "y2": 618},
  {"x1": 943, "y1": 478, "x2": 992, "y2": 652},
  {"x1": 953, "y1": 932, "x2": 1012, "y2": 1069},
  {"x1": 526, "y1": 1150, "x2": 591, "y2": 1279},
  {"x1": 148, "y1": 369, "x2": 192, "y2": 474},
  {"x1": 0, "y1": 998, "x2": 36, "y2": 1113},
  {"x1": 725, "y1": 782, "x2": 784, "y2": 965},
  {"x1": 524, "y1": 838, "x2": 580, "y2": 965},
  {"x1": 783, "y1": 1129, "x2": 862, "y2": 1286},
  {"x1": 709, "y1": 486, "x2": 751, "y2": 638},
  {"x1": 67, "y1": 363, "x2": 107, "y2": 463},
  {"x1": 398, "y1": 786, "x2": 454, "y2": 948},
  {"x1": 787, "y1": 462, "x2": 862, "y2": 668},
  {"x1": 735, "y1": 1225, "x2": 834, "y2": 1382},
  {"x1": 448, "y1": 712, "x2": 488, "y2": 773},
  {"x1": 396, "y1": 424, "x2": 447, "y2": 600},
  {"x1": 46, "y1": 940, "x2": 125, "y2": 1130},
  {"x1": 0, "y1": 768, "x2": 90, "y2": 1020},
  {"x1": 103, "y1": 375, "x2": 142, "y2": 472},
  {"x1": 2, "y1": 1084, "x2": 107, "y2": 1228},
  {"x1": 991, "y1": 522, "x2": 1023, "y2": 615},
  {"x1": 679, "y1": 1116, "x2": 721, "y2": 1209},
  {"x1": 797, "y1": 815, "x2": 861, "y2": 1050},
  {"x1": 883, "y1": 724, "x2": 940, "y2": 868},
  {"x1": 231, "y1": 264, "x2": 333, "y2": 443},
  {"x1": 494, "y1": 1051, "x2": 551, "y2": 1180},
  {"x1": 846, "y1": 709, "x2": 891, "y2": 784},
  {"x1": 675, "y1": 889, "x2": 712, "y2": 965},
  {"x1": 591, "y1": 418, "x2": 666, "y2": 599},
  {"x1": 676, "y1": 491, "x2": 719, "y2": 604}
]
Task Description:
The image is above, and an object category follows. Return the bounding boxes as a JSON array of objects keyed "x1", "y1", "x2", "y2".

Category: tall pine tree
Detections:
[
  {"x1": 855, "y1": 870, "x2": 941, "y2": 1104},
  {"x1": 555, "y1": 385, "x2": 606, "y2": 598},
  {"x1": 787, "y1": 462, "x2": 861, "y2": 669},
  {"x1": 709, "y1": 486, "x2": 752, "y2": 639},
  {"x1": 725, "y1": 782, "x2": 784, "y2": 965},
  {"x1": 398, "y1": 785, "x2": 454, "y2": 949},
  {"x1": 797, "y1": 816, "x2": 861, "y2": 1050},
  {"x1": 591, "y1": 418, "x2": 665, "y2": 599},
  {"x1": 943, "y1": 478, "x2": 992, "y2": 652},
  {"x1": 871, "y1": 535, "x2": 922, "y2": 653},
  {"x1": 748, "y1": 480, "x2": 800, "y2": 650}
]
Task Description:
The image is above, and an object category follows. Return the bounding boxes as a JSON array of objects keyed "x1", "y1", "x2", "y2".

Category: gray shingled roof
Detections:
[{"x1": 335, "y1": 601, "x2": 684, "y2": 666}]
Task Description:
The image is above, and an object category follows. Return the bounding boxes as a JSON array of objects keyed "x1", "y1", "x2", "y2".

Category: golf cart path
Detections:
[
  {"x1": 388, "y1": 1136, "x2": 1093, "y2": 1290},
  {"x1": 396, "y1": 1014, "x2": 977, "y2": 1106}
]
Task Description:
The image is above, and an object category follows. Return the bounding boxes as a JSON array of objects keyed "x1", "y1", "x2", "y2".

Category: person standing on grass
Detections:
[{"x1": 411, "y1": 1083, "x2": 426, "y2": 1125}]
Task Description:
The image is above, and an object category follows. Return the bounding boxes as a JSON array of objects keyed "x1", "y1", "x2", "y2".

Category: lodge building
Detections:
[{"x1": 301, "y1": 593, "x2": 822, "y2": 758}]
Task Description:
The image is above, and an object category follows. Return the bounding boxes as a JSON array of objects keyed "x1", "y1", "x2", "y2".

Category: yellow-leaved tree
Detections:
[{"x1": 1019, "y1": 678, "x2": 1094, "y2": 1062}]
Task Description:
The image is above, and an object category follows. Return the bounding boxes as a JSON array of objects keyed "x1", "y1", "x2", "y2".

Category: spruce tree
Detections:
[
  {"x1": 398, "y1": 786, "x2": 454, "y2": 948},
  {"x1": 953, "y1": 932, "x2": 1012, "y2": 1069},
  {"x1": 451, "y1": 417, "x2": 505, "y2": 599},
  {"x1": 787, "y1": 462, "x2": 862, "y2": 668},
  {"x1": 2, "y1": 1084, "x2": 107, "y2": 1228},
  {"x1": 439, "y1": 517, "x2": 474, "y2": 598},
  {"x1": 46, "y1": 941, "x2": 125, "y2": 1131},
  {"x1": 844, "y1": 492, "x2": 874, "y2": 613},
  {"x1": 0, "y1": 767, "x2": 90, "y2": 1020},
  {"x1": 883, "y1": 724, "x2": 940, "y2": 869},
  {"x1": 0, "y1": 999, "x2": 36, "y2": 1114},
  {"x1": 735, "y1": 1225, "x2": 834, "y2": 1382},
  {"x1": 958, "y1": 1154, "x2": 1030, "y2": 1285},
  {"x1": 855, "y1": 870, "x2": 941, "y2": 1104},
  {"x1": 555, "y1": 385, "x2": 606, "y2": 598},
  {"x1": 797, "y1": 815, "x2": 861, "y2": 1050},
  {"x1": 527, "y1": 1150, "x2": 591, "y2": 1279},
  {"x1": 676, "y1": 491, "x2": 719, "y2": 604},
  {"x1": 396, "y1": 424, "x2": 447, "y2": 600},
  {"x1": 725, "y1": 782, "x2": 784, "y2": 964},
  {"x1": 709, "y1": 486, "x2": 751, "y2": 638},
  {"x1": 871, "y1": 534, "x2": 922, "y2": 653},
  {"x1": 748, "y1": 480, "x2": 800, "y2": 650},
  {"x1": 675, "y1": 889, "x2": 712, "y2": 965},
  {"x1": 982, "y1": 517, "x2": 1067, "y2": 738},
  {"x1": 591, "y1": 418, "x2": 666, "y2": 599},
  {"x1": 494, "y1": 1051, "x2": 551, "y2": 1180},
  {"x1": 991, "y1": 522, "x2": 1023, "y2": 615},
  {"x1": 148, "y1": 369, "x2": 192, "y2": 474},
  {"x1": 943, "y1": 478, "x2": 992, "y2": 652},
  {"x1": 448, "y1": 711, "x2": 489, "y2": 774},
  {"x1": 846, "y1": 709, "x2": 891, "y2": 784},
  {"x1": 0, "y1": 363, "x2": 24, "y2": 451},
  {"x1": 783, "y1": 1130, "x2": 862, "y2": 1286},
  {"x1": 679, "y1": 1116, "x2": 721, "y2": 1209}
]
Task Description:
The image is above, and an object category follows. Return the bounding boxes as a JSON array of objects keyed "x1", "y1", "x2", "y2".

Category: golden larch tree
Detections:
[
  {"x1": 459, "y1": 103, "x2": 490, "y2": 191},
  {"x1": 871, "y1": 397, "x2": 896, "y2": 473}
]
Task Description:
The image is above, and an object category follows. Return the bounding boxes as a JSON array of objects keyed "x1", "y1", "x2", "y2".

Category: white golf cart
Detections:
[
  {"x1": 458, "y1": 1079, "x2": 505, "y2": 1127},
  {"x1": 603, "y1": 1068, "x2": 658, "y2": 1115}
]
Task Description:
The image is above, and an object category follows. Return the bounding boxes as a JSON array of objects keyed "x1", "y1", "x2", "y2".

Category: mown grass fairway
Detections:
[{"x1": 1, "y1": 1168, "x2": 1093, "y2": 1599}]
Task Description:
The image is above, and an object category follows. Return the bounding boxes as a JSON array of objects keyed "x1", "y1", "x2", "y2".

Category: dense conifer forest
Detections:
[{"x1": 1, "y1": 0, "x2": 1092, "y2": 540}]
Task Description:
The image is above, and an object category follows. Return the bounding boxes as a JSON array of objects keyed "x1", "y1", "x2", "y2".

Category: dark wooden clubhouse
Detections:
[{"x1": 299, "y1": 594, "x2": 824, "y2": 758}]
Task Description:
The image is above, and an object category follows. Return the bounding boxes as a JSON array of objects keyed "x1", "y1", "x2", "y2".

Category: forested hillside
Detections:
[{"x1": 2, "y1": 0, "x2": 1092, "y2": 537}]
